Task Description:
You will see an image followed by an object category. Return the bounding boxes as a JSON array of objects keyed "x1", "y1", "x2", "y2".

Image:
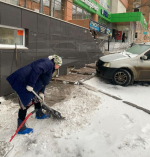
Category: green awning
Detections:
[{"x1": 111, "y1": 12, "x2": 147, "y2": 30}]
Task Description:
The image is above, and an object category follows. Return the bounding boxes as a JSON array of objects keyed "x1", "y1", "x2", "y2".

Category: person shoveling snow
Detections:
[{"x1": 6, "y1": 54, "x2": 62, "y2": 135}]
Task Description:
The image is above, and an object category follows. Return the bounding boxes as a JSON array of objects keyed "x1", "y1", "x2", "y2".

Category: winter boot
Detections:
[
  {"x1": 17, "y1": 119, "x2": 33, "y2": 134},
  {"x1": 35, "y1": 108, "x2": 50, "y2": 119}
]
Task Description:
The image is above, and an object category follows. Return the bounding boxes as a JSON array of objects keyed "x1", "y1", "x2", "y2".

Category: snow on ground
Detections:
[
  {"x1": 0, "y1": 97, "x2": 6, "y2": 103},
  {"x1": 85, "y1": 76, "x2": 150, "y2": 110},
  {"x1": 0, "y1": 78, "x2": 150, "y2": 157}
]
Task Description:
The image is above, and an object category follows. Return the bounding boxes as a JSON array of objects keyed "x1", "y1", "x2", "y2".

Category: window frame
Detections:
[{"x1": 0, "y1": 24, "x2": 27, "y2": 49}]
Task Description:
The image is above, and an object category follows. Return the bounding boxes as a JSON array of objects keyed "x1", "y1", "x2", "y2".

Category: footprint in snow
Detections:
[
  {"x1": 121, "y1": 114, "x2": 135, "y2": 130},
  {"x1": 122, "y1": 114, "x2": 135, "y2": 123},
  {"x1": 102, "y1": 131, "x2": 111, "y2": 144},
  {"x1": 118, "y1": 134, "x2": 148, "y2": 150}
]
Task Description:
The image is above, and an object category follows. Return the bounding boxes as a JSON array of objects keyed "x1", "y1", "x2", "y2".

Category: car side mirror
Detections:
[{"x1": 140, "y1": 55, "x2": 147, "y2": 60}]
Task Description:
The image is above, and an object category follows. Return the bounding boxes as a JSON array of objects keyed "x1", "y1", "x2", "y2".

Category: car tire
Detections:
[{"x1": 112, "y1": 69, "x2": 131, "y2": 86}]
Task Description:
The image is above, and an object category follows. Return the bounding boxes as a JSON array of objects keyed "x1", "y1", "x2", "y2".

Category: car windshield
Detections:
[{"x1": 126, "y1": 44, "x2": 150, "y2": 55}]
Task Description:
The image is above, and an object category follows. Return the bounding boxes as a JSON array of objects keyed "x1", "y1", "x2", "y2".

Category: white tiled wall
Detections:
[
  {"x1": 111, "y1": 0, "x2": 119, "y2": 13},
  {"x1": 118, "y1": 0, "x2": 126, "y2": 13},
  {"x1": 111, "y1": 0, "x2": 126, "y2": 13}
]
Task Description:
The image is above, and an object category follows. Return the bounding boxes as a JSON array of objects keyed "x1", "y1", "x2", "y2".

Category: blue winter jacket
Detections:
[{"x1": 7, "y1": 58, "x2": 55, "y2": 107}]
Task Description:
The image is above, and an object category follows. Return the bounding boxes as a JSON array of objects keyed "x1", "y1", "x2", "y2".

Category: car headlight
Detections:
[{"x1": 103, "y1": 62, "x2": 111, "y2": 67}]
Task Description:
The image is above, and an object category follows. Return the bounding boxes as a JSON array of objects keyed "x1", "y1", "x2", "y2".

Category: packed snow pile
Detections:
[
  {"x1": 49, "y1": 86, "x2": 100, "y2": 132},
  {"x1": 0, "y1": 85, "x2": 100, "y2": 140}
]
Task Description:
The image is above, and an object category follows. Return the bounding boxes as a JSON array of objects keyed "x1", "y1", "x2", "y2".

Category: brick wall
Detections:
[
  {"x1": 140, "y1": 0, "x2": 150, "y2": 23},
  {"x1": 127, "y1": 0, "x2": 150, "y2": 22},
  {"x1": 127, "y1": 0, "x2": 150, "y2": 43},
  {"x1": 68, "y1": 19, "x2": 90, "y2": 29}
]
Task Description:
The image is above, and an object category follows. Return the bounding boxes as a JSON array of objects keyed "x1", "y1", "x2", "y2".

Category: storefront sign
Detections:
[
  {"x1": 99, "y1": 25, "x2": 106, "y2": 34},
  {"x1": 101, "y1": 9, "x2": 110, "y2": 19},
  {"x1": 17, "y1": 30, "x2": 23, "y2": 36},
  {"x1": 89, "y1": 20, "x2": 111, "y2": 35},
  {"x1": 80, "y1": 0, "x2": 99, "y2": 11},
  {"x1": 101, "y1": 9, "x2": 108, "y2": 18},
  {"x1": 106, "y1": 28, "x2": 112, "y2": 36},
  {"x1": 143, "y1": 32, "x2": 147, "y2": 35},
  {"x1": 99, "y1": 0, "x2": 110, "y2": 11},
  {"x1": 89, "y1": 20, "x2": 100, "y2": 32}
]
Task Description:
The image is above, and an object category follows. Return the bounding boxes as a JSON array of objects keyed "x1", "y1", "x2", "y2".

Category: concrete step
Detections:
[
  {"x1": 71, "y1": 67, "x2": 96, "y2": 75},
  {"x1": 85, "y1": 63, "x2": 96, "y2": 69},
  {"x1": 52, "y1": 73, "x2": 94, "y2": 84}
]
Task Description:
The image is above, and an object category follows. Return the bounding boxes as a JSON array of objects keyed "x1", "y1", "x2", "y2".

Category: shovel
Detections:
[
  {"x1": 0, "y1": 109, "x2": 38, "y2": 157},
  {"x1": 32, "y1": 90, "x2": 65, "y2": 120},
  {"x1": 0, "y1": 92, "x2": 65, "y2": 157}
]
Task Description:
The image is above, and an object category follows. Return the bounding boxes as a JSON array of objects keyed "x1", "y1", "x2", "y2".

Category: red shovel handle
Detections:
[{"x1": 9, "y1": 109, "x2": 38, "y2": 142}]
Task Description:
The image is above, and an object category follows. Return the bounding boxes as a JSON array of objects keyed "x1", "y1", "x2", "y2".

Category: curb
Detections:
[{"x1": 80, "y1": 82, "x2": 150, "y2": 115}]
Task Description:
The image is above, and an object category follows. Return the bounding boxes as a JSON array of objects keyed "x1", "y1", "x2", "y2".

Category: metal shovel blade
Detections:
[
  {"x1": 32, "y1": 91, "x2": 65, "y2": 120},
  {"x1": 42, "y1": 104, "x2": 65, "y2": 120},
  {"x1": 0, "y1": 141, "x2": 14, "y2": 157}
]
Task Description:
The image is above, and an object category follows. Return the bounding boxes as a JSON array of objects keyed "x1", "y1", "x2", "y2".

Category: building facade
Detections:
[
  {"x1": 0, "y1": 0, "x2": 148, "y2": 96},
  {"x1": 127, "y1": 0, "x2": 150, "y2": 43},
  {"x1": 1, "y1": 0, "x2": 147, "y2": 44}
]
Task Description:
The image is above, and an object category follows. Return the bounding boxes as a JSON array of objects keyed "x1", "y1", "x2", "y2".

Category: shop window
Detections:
[
  {"x1": 134, "y1": 8, "x2": 139, "y2": 12},
  {"x1": 72, "y1": 5, "x2": 77, "y2": 20},
  {"x1": 88, "y1": 13, "x2": 92, "y2": 19},
  {"x1": 76, "y1": 7, "x2": 83, "y2": 19},
  {"x1": 134, "y1": 3, "x2": 140, "y2": 12},
  {"x1": 135, "y1": 32, "x2": 138, "y2": 38},
  {"x1": 54, "y1": 0, "x2": 65, "y2": 20},
  {"x1": 0, "y1": 25, "x2": 26, "y2": 49}
]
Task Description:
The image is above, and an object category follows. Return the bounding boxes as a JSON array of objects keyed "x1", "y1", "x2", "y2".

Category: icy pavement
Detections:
[
  {"x1": 0, "y1": 79, "x2": 150, "y2": 157},
  {"x1": 85, "y1": 76, "x2": 150, "y2": 110}
]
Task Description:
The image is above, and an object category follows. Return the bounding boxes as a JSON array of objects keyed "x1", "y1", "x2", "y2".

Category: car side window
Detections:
[{"x1": 145, "y1": 50, "x2": 150, "y2": 60}]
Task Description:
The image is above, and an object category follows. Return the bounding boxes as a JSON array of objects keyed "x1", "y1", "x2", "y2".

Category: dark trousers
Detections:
[{"x1": 18, "y1": 97, "x2": 41, "y2": 121}]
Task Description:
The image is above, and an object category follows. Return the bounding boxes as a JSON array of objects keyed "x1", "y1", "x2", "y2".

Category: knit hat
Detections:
[{"x1": 48, "y1": 54, "x2": 62, "y2": 66}]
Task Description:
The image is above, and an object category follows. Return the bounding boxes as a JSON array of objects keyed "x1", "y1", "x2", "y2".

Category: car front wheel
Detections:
[{"x1": 112, "y1": 69, "x2": 131, "y2": 86}]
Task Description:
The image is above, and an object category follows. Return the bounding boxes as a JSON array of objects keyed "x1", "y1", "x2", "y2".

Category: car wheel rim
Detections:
[{"x1": 114, "y1": 72, "x2": 127, "y2": 84}]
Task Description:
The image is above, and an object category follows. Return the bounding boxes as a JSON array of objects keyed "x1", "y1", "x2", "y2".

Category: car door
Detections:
[{"x1": 137, "y1": 50, "x2": 150, "y2": 81}]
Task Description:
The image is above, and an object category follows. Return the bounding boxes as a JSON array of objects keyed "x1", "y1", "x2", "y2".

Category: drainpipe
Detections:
[
  {"x1": 24, "y1": 0, "x2": 26, "y2": 8},
  {"x1": 108, "y1": 35, "x2": 110, "y2": 51},
  {"x1": 49, "y1": 0, "x2": 53, "y2": 16},
  {"x1": 40, "y1": 0, "x2": 43, "y2": 13}
]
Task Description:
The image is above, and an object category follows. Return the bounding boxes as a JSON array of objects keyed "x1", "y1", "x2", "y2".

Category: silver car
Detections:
[{"x1": 96, "y1": 42, "x2": 150, "y2": 86}]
